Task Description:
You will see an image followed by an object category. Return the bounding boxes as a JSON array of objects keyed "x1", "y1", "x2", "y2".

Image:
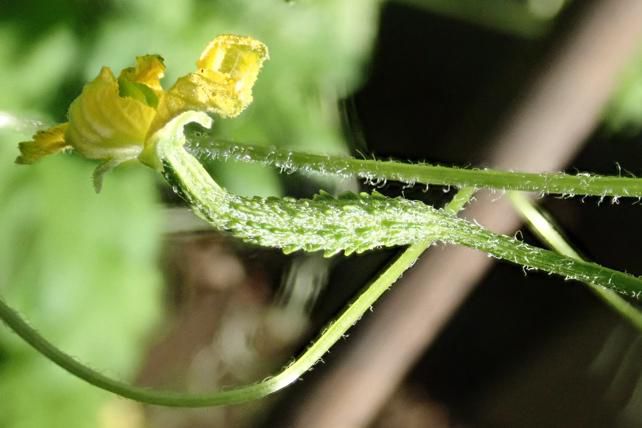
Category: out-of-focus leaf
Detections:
[
  {"x1": 0, "y1": 26, "x2": 79, "y2": 112},
  {"x1": 0, "y1": 127, "x2": 162, "y2": 428}
]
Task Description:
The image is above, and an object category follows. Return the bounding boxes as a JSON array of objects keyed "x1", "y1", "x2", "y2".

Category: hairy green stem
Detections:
[
  {"x1": 444, "y1": 218, "x2": 642, "y2": 298},
  {"x1": 187, "y1": 136, "x2": 642, "y2": 199},
  {"x1": 509, "y1": 192, "x2": 642, "y2": 330}
]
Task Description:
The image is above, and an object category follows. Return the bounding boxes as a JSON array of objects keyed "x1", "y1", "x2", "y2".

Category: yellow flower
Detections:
[
  {"x1": 151, "y1": 34, "x2": 269, "y2": 133},
  {"x1": 16, "y1": 34, "x2": 269, "y2": 191}
]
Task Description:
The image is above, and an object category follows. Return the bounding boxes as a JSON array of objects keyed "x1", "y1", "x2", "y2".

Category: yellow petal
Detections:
[
  {"x1": 196, "y1": 34, "x2": 269, "y2": 110},
  {"x1": 66, "y1": 66, "x2": 157, "y2": 161},
  {"x1": 149, "y1": 34, "x2": 268, "y2": 133},
  {"x1": 16, "y1": 123, "x2": 70, "y2": 164}
]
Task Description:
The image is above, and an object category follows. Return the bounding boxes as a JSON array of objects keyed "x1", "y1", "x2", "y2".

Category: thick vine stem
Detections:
[{"x1": 187, "y1": 136, "x2": 642, "y2": 199}]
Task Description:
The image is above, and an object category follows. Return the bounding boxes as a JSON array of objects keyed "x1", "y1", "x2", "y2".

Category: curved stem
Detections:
[
  {"x1": 0, "y1": 190, "x2": 475, "y2": 407},
  {"x1": 187, "y1": 137, "x2": 642, "y2": 199}
]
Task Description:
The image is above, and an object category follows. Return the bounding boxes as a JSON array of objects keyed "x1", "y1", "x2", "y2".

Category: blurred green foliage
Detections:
[
  {"x1": 0, "y1": 127, "x2": 162, "y2": 427},
  {"x1": 0, "y1": 1, "x2": 381, "y2": 426}
]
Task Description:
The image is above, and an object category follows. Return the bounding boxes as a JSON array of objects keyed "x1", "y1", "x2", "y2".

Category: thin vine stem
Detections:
[
  {"x1": 187, "y1": 136, "x2": 642, "y2": 199},
  {"x1": 0, "y1": 184, "x2": 474, "y2": 406},
  {"x1": 509, "y1": 191, "x2": 642, "y2": 331}
]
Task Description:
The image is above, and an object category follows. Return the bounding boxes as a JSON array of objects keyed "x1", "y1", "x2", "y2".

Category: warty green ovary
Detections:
[{"x1": 162, "y1": 149, "x2": 450, "y2": 257}]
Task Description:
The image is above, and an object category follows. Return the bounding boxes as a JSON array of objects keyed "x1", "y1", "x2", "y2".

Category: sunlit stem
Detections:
[{"x1": 187, "y1": 137, "x2": 642, "y2": 198}]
